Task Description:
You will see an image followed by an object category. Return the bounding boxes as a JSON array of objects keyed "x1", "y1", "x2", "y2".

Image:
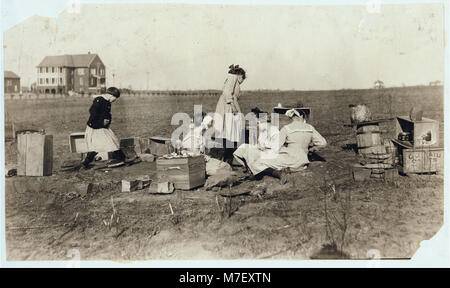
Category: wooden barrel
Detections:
[{"x1": 356, "y1": 124, "x2": 381, "y2": 148}]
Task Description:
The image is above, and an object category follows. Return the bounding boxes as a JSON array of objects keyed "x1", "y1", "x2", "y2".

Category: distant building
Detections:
[
  {"x1": 36, "y1": 53, "x2": 106, "y2": 94},
  {"x1": 374, "y1": 80, "x2": 384, "y2": 89},
  {"x1": 4, "y1": 70, "x2": 20, "y2": 93}
]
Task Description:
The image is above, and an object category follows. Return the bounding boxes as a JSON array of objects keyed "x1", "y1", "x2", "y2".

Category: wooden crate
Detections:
[
  {"x1": 120, "y1": 137, "x2": 149, "y2": 154},
  {"x1": 400, "y1": 147, "x2": 444, "y2": 174},
  {"x1": 17, "y1": 132, "x2": 53, "y2": 176},
  {"x1": 70, "y1": 132, "x2": 88, "y2": 153},
  {"x1": 150, "y1": 137, "x2": 174, "y2": 156},
  {"x1": 70, "y1": 132, "x2": 111, "y2": 160},
  {"x1": 156, "y1": 156, "x2": 205, "y2": 190},
  {"x1": 392, "y1": 139, "x2": 443, "y2": 173},
  {"x1": 395, "y1": 116, "x2": 439, "y2": 148}
]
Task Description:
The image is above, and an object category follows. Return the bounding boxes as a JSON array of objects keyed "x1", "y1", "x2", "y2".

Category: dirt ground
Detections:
[{"x1": 3, "y1": 86, "x2": 444, "y2": 260}]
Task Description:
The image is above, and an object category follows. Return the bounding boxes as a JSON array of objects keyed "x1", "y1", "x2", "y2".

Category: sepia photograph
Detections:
[{"x1": 1, "y1": 0, "x2": 448, "y2": 266}]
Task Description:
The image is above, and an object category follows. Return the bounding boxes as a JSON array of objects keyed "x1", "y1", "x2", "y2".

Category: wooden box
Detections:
[
  {"x1": 17, "y1": 132, "x2": 53, "y2": 176},
  {"x1": 70, "y1": 132, "x2": 88, "y2": 153},
  {"x1": 400, "y1": 147, "x2": 444, "y2": 174},
  {"x1": 392, "y1": 139, "x2": 444, "y2": 173},
  {"x1": 120, "y1": 137, "x2": 150, "y2": 154},
  {"x1": 70, "y1": 132, "x2": 111, "y2": 160},
  {"x1": 156, "y1": 155, "x2": 206, "y2": 190},
  {"x1": 395, "y1": 116, "x2": 439, "y2": 148},
  {"x1": 150, "y1": 137, "x2": 174, "y2": 156}
]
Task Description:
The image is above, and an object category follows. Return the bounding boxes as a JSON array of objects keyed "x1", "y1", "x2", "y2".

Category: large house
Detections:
[
  {"x1": 4, "y1": 70, "x2": 20, "y2": 93},
  {"x1": 36, "y1": 53, "x2": 106, "y2": 94}
]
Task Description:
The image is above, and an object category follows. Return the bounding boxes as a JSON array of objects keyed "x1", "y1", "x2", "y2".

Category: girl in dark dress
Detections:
[{"x1": 82, "y1": 87, "x2": 126, "y2": 168}]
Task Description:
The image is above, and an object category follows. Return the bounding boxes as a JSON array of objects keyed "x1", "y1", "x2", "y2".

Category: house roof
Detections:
[
  {"x1": 37, "y1": 54, "x2": 99, "y2": 68},
  {"x1": 4, "y1": 70, "x2": 20, "y2": 79}
]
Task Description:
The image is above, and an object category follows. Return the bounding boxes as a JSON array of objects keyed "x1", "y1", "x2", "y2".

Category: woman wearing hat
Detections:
[
  {"x1": 214, "y1": 64, "x2": 246, "y2": 163},
  {"x1": 82, "y1": 87, "x2": 126, "y2": 168},
  {"x1": 250, "y1": 108, "x2": 327, "y2": 177}
]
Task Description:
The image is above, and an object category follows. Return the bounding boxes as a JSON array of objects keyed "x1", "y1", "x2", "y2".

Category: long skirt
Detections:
[
  {"x1": 234, "y1": 144, "x2": 279, "y2": 174},
  {"x1": 85, "y1": 126, "x2": 120, "y2": 153}
]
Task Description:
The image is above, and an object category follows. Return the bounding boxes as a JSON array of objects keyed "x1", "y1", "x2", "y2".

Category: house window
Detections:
[
  {"x1": 46, "y1": 67, "x2": 49, "y2": 73},
  {"x1": 46, "y1": 78, "x2": 49, "y2": 84},
  {"x1": 39, "y1": 67, "x2": 43, "y2": 73},
  {"x1": 52, "y1": 78, "x2": 55, "y2": 84},
  {"x1": 52, "y1": 67, "x2": 55, "y2": 73},
  {"x1": 60, "y1": 67, "x2": 63, "y2": 73},
  {"x1": 80, "y1": 78, "x2": 84, "y2": 85},
  {"x1": 100, "y1": 69, "x2": 104, "y2": 76},
  {"x1": 60, "y1": 78, "x2": 63, "y2": 84},
  {"x1": 90, "y1": 77, "x2": 94, "y2": 85},
  {"x1": 91, "y1": 68, "x2": 96, "y2": 75},
  {"x1": 6, "y1": 80, "x2": 12, "y2": 86},
  {"x1": 78, "y1": 68, "x2": 85, "y2": 75}
]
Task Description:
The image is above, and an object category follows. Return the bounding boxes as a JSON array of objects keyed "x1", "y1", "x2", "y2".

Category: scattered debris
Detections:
[
  {"x1": 147, "y1": 182, "x2": 175, "y2": 194},
  {"x1": 139, "y1": 153, "x2": 155, "y2": 162},
  {"x1": 121, "y1": 175, "x2": 151, "y2": 192}
]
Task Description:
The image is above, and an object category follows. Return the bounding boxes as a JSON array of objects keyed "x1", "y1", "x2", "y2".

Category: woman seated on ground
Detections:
[
  {"x1": 233, "y1": 109, "x2": 280, "y2": 173},
  {"x1": 250, "y1": 108, "x2": 327, "y2": 179}
]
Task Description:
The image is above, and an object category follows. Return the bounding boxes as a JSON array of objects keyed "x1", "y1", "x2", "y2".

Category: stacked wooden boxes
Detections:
[
  {"x1": 393, "y1": 116, "x2": 443, "y2": 174},
  {"x1": 17, "y1": 131, "x2": 53, "y2": 176},
  {"x1": 156, "y1": 155, "x2": 206, "y2": 190},
  {"x1": 352, "y1": 145, "x2": 398, "y2": 181},
  {"x1": 352, "y1": 121, "x2": 399, "y2": 181}
]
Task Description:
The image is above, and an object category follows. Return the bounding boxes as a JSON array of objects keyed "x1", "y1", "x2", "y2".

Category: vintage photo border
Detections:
[{"x1": 0, "y1": 0, "x2": 449, "y2": 268}]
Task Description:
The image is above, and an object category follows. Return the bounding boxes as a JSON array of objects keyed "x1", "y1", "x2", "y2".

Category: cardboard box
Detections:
[
  {"x1": 17, "y1": 132, "x2": 53, "y2": 176},
  {"x1": 156, "y1": 155, "x2": 205, "y2": 190}
]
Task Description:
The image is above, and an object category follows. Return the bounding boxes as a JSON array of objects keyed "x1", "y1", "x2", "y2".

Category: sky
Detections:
[{"x1": 2, "y1": 0, "x2": 446, "y2": 90}]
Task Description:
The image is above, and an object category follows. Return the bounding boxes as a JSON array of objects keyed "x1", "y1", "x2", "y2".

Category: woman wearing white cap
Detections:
[
  {"x1": 233, "y1": 111, "x2": 280, "y2": 173},
  {"x1": 250, "y1": 108, "x2": 327, "y2": 177}
]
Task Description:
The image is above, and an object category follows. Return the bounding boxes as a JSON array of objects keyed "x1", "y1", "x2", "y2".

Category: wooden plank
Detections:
[
  {"x1": 17, "y1": 133, "x2": 27, "y2": 176},
  {"x1": 43, "y1": 135, "x2": 53, "y2": 176}
]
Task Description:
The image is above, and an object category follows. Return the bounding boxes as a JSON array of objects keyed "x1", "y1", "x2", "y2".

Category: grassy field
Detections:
[{"x1": 3, "y1": 86, "x2": 444, "y2": 260}]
